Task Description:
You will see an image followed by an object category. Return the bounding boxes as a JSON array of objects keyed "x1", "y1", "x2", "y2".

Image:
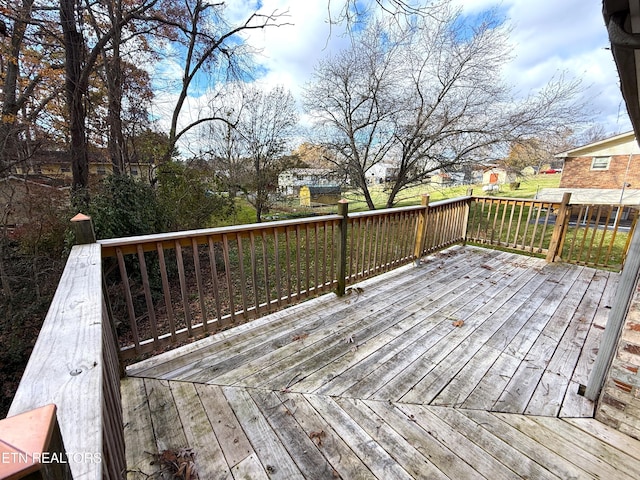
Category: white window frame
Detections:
[{"x1": 591, "y1": 156, "x2": 611, "y2": 171}]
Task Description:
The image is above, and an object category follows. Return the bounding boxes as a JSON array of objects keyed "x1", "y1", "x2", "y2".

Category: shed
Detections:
[
  {"x1": 482, "y1": 167, "x2": 516, "y2": 185},
  {"x1": 299, "y1": 186, "x2": 342, "y2": 207}
]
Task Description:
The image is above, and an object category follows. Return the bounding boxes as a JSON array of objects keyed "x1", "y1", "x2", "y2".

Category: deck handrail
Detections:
[
  {"x1": 6, "y1": 243, "x2": 125, "y2": 479},
  {"x1": 6, "y1": 192, "x2": 639, "y2": 478}
]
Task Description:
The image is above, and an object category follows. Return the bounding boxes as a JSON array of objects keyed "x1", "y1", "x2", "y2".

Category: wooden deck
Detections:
[{"x1": 121, "y1": 246, "x2": 640, "y2": 479}]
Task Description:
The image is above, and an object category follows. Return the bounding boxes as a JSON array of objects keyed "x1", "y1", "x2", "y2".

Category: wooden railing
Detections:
[
  {"x1": 466, "y1": 194, "x2": 637, "y2": 270},
  {"x1": 467, "y1": 196, "x2": 560, "y2": 255},
  {"x1": 98, "y1": 197, "x2": 470, "y2": 361},
  {"x1": 6, "y1": 192, "x2": 638, "y2": 478},
  {"x1": 100, "y1": 216, "x2": 343, "y2": 360},
  {"x1": 7, "y1": 241, "x2": 125, "y2": 479}
]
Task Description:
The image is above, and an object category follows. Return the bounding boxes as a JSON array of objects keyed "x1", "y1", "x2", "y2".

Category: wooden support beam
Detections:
[
  {"x1": 336, "y1": 200, "x2": 349, "y2": 297},
  {"x1": 413, "y1": 194, "x2": 430, "y2": 264},
  {"x1": 546, "y1": 192, "x2": 571, "y2": 263}
]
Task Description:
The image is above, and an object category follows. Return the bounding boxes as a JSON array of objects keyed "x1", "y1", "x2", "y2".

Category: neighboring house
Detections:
[
  {"x1": 299, "y1": 186, "x2": 342, "y2": 207},
  {"x1": 430, "y1": 172, "x2": 453, "y2": 185},
  {"x1": 278, "y1": 168, "x2": 340, "y2": 196},
  {"x1": 555, "y1": 131, "x2": 640, "y2": 190},
  {"x1": 366, "y1": 162, "x2": 399, "y2": 184},
  {"x1": 539, "y1": 132, "x2": 640, "y2": 211},
  {"x1": 12, "y1": 150, "x2": 154, "y2": 184}
]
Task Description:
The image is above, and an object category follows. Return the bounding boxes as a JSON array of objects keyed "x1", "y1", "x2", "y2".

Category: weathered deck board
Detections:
[
  {"x1": 122, "y1": 380, "x2": 640, "y2": 479},
  {"x1": 121, "y1": 246, "x2": 640, "y2": 479}
]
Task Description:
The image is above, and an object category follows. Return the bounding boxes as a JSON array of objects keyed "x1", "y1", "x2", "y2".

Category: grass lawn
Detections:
[
  {"x1": 211, "y1": 174, "x2": 563, "y2": 224},
  {"x1": 342, "y1": 174, "x2": 562, "y2": 211}
]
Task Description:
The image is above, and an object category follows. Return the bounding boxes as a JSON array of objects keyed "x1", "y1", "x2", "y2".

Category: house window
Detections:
[
  {"x1": 61, "y1": 166, "x2": 70, "y2": 173},
  {"x1": 97, "y1": 166, "x2": 107, "y2": 175},
  {"x1": 131, "y1": 167, "x2": 139, "y2": 176},
  {"x1": 591, "y1": 156, "x2": 611, "y2": 170}
]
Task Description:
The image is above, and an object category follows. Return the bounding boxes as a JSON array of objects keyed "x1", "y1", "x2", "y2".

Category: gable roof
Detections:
[{"x1": 555, "y1": 131, "x2": 640, "y2": 158}]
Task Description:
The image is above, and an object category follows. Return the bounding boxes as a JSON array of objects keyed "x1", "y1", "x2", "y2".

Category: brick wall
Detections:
[
  {"x1": 560, "y1": 155, "x2": 640, "y2": 189},
  {"x1": 596, "y1": 279, "x2": 640, "y2": 441}
]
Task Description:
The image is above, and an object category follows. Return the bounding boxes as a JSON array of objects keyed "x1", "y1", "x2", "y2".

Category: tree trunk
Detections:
[
  {"x1": 105, "y1": 0, "x2": 126, "y2": 175},
  {"x1": 60, "y1": 0, "x2": 89, "y2": 206},
  {"x1": 0, "y1": 0, "x2": 34, "y2": 173}
]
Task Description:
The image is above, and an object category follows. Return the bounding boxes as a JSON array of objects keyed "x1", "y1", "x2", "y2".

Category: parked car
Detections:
[{"x1": 540, "y1": 168, "x2": 562, "y2": 174}]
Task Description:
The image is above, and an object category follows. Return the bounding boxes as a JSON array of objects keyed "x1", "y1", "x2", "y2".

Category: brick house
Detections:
[{"x1": 555, "y1": 131, "x2": 640, "y2": 190}]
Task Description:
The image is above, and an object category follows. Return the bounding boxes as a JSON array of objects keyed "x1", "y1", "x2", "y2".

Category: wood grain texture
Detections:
[
  {"x1": 8, "y1": 244, "x2": 105, "y2": 479},
  {"x1": 120, "y1": 246, "x2": 640, "y2": 479}
]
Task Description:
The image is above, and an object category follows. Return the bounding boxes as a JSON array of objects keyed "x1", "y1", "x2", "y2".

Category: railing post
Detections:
[
  {"x1": 0, "y1": 404, "x2": 72, "y2": 479},
  {"x1": 337, "y1": 199, "x2": 349, "y2": 297},
  {"x1": 71, "y1": 213, "x2": 96, "y2": 244},
  {"x1": 414, "y1": 194, "x2": 430, "y2": 264},
  {"x1": 463, "y1": 189, "x2": 474, "y2": 243},
  {"x1": 546, "y1": 192, "x2": 572, "y2": 263}
]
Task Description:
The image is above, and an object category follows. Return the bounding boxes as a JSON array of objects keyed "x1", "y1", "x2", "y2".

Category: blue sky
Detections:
[{"x1": 152, "y1": 0, "x2": 631, "y2": 154}]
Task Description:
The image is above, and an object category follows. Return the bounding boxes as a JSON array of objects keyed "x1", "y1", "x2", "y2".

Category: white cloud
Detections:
[{"x1": 153, "y1": 0, "x2": 632, "y2": 155}]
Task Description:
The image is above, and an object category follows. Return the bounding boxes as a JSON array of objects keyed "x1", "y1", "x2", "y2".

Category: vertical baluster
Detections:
[
  {"x1": 274, "y1": 230, "x2": 283, "y2": 307},
  {"x1": 605, "y1": 207, "x2": 623, "y2": 267},
  {"x1": 330, "y1": 221, "x2": 336, "y2": 287},
  {"x1": 250, "y1": 231, "x2": 260, "y2": 315},
  {"x1": 577, "y1": 205, "x2": 593, "y2": 263},
  {"x1": 566, "y1": 205, "x2": 582, "y2": 261},
  {"x1": 373, "y1": 214, "x2": 381, "y2": 272},
  {"x1": 529, "y1": 202, "x2": 543, "y2": 252},
  {"x1": 595, "y1": 206, "x2": 614, "y2": 266},
  {"x1": 314, "y1": 223, "x2": 320, "y2": 293},
  {"x1": 207, "y1": 237, "x2": 224, "y2": 327},
  {"x1": 520, "y1": 201, "x2": 534, "y2": 249},
  {"x1": 360, "y1": 217, "x2": 368, "y2": 278},
  {"x1": 156, "y1": 243, "x2": 176, "y2": 343},
  {"x1": 191, "y1": 238, "x2": 208, "y2": 332},
  {"x1": 305, "y1": 223, "x2": 310, "y2": 296},
  {"x1": 585, "y1": 205, "x2": 604, "y2": 265},
  {"x1": 513, "y1": 200, "x2": 525, "y2": 248},
  {"x1": 222, "y1": 234, "x2": 236, "y2": 323},
  {"x1": 261, "y1": 230, "x2": 272, "y2": 312},
  {"x1": 236, "y1": 234, "x2": 249, "y2": 317},
  {"x1": 136, "y1": 245, "x2": 159, "y2": 348},
  {"x1": 505, "y1": 201, "x2": 516, "y2": 247},
  {"x1": 116, "y1": 247, "x2": 139, "y2": 353},
  {"x1": 285, "y1": 227, "x2": 293, "y2": 301},
  {"x1": 497, "y1": 200, "x2": 508, "y2": 242},
  {"x1": 350, "y1": 217, "x2": 358, "y2": 280},
  {"x1": 377, "y1": 213, "x2": 389, "y2": 273},
  {"x1": 175, "y1": 241, "x2": 193, "y2": 337}
]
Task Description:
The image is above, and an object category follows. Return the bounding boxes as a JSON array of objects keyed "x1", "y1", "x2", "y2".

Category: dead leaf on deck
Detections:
[
  {"x1": 152, "y1": 448, "x2": 198, "y2": 479},
  {"x1": 292, "y1": 333, "x2": 309, "y2": 342},
  {"x1": 309, "y1": 429, "x2": 326, "y2": 446},
  {"x1": 452, "y1": 320, "x2": 464, "y2": 327}
]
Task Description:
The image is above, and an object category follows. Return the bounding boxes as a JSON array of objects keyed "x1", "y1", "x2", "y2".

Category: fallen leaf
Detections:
[
  {"x1": 452, "y1": 320, "x2": 464, "y2": 327},
  {"x1": 292, "y1": 333, "x2": 309, "y2": 342},
  {"x1": 309, "y1": 430, "x2": 326, "y2": 446}
]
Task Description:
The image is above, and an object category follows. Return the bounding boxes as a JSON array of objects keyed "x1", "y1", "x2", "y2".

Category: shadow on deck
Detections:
[{"x1": 122, "y1": 246, "x2": 640, "y2": 479}]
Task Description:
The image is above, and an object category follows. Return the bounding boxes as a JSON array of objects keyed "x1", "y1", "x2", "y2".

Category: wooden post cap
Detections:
[
  {"x1": 70, "y1": 213, "x2": 91, "y2": 222},
  {"x1": 0, "y1": 404, "x2": 58, "y2": 479}
]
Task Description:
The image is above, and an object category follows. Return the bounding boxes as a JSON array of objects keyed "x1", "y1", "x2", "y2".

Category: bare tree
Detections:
[
  {"x1": 305, "y1": 6, "x2": 590, "y2": 208},
  {"x1": 209, "y1": 85, "x2": 299, "y2": 222},
  {"x1": 303, "y1": 21, "x2": 404, "y2": 209},
  {"x1": 148, "y1": 1, "x2": 290, "y2": 161}
]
